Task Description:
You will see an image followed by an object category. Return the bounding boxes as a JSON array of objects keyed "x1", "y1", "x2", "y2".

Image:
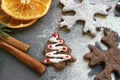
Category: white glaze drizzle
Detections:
[
  {"x1": 117, "y1": 2, "x2": 120, "y2": 5},
  {"x1": 44, "y1": 33, "x2": 71, "y2": 63},
  {"x1": 44, "y1": 51, "x2": 71, "y2": 63}
]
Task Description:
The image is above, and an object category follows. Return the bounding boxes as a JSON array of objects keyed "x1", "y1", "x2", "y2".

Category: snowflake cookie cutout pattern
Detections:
[
  {"x1": 84, "y1": 28, "x2": 120, "y2": 80},
  {"x1": 42, "y1": 33, "x2": 76, "y2": 70},
  {"x1": 59, "y1": 0, "x2": 111, "y2": 36}
]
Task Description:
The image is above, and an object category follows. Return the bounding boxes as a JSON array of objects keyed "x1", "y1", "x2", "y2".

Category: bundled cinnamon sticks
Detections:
[
  {"x1": 0, "y1": 25, "x2": 46, "y2": 75},
  {"x1": 1, "y1": 36, "x2": 30, "y2": 52}
]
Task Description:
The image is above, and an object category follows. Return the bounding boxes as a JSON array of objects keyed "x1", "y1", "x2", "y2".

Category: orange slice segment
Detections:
[
  {"x1": 1, "y1": 0, "x2": 52, "y2": 20},
  {"x1": 0, "y1": 7, "x2": 38, "y2": 28}
]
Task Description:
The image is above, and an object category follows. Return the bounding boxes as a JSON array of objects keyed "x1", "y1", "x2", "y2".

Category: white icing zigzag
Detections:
[{"x1": 44, "y1": 33, "x2": 71, "y2": 63}]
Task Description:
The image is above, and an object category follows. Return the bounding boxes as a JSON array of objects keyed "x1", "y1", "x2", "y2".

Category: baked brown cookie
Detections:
[
  {"x1": 59, "y1": 0, "x2": 111, "y2": 36},
  {"x1": 115, "y1": 0, "x2": 120, "y2": 14},
  {"x1": 42, "y1": 33, "x2": 76, "y2": 70},
  {"x1": 84, "y1": 28, "x2": 120, "y2": 80}
]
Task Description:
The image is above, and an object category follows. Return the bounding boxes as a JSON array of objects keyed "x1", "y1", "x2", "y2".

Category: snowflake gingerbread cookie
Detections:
[
  {"x1": 59, "y1": 0, "x2": 111, "y2": 36},
  {"x1": 42, "y1": 33, "x2": 76, "y2": 70},
  {"x1": 84, "y1": 28, "x2": 120, "y2": 80}
]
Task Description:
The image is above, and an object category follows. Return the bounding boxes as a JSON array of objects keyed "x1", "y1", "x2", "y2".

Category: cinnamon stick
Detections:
[
  {"x1": 1, "y1": 36, "x2": 30, "y2": 52},
  {"x1": 0, "y1": 41, "x2": 46, "y2": 75}
]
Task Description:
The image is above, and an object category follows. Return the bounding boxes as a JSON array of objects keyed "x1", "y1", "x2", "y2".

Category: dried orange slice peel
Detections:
[
  {"x1": 0, "y1": 5, "x2": 38, "y2": 28},
  {"x1": 1, "y1": 0, "x2": 52, "y2": 20}
]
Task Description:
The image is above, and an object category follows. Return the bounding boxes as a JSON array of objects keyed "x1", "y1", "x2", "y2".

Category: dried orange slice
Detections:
[
  {"x1": 0, "y1": 7, "x2": 38, "y2": 28},
  {"x1": 1, "y1": 0, "x2": 52, "y2": 20}
]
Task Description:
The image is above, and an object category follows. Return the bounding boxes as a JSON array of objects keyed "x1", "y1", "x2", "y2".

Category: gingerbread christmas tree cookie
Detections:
[
  {"x1": 59, "y1": 0, "x2": 111, "y2": 36},
  {"x1": 84, "y1": 28, "x2": 120, "y2": 80},
  {"x1": 42, "y1": 33, "x2": 76, "y2": 70}
]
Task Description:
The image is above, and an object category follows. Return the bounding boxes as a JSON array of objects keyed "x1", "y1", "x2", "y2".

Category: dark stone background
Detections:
[{"x1": 0, "y1": 0, "x2": 119, "y2": 80}]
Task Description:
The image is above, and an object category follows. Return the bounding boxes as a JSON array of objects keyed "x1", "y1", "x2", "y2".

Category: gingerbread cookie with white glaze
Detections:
[
  {"x1": 59, "y1": 0, "x2": 111, "y2": 36},
  {"x1": 42, "y1": 33, "x2": 76, "y2": 70}
]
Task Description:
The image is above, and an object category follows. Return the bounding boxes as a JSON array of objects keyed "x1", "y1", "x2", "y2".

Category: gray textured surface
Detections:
[{"x1": 0, "y1": 0, "x2": 120, "y2": 80}]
